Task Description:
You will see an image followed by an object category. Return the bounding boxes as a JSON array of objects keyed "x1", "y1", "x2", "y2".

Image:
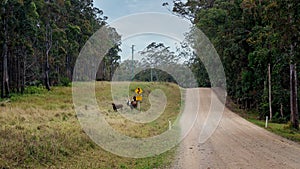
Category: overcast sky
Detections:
[
  {"x1": 94, "y1": 0, "x2": 174, "y2": 21},
  {"x1": 93, "y1": 0, "x2": 191, "y2": 62}
]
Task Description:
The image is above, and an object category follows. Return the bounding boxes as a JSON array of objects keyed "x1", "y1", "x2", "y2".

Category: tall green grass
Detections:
[{"x1": 0, "y1": 82, "x2": 181, "y2": 168}]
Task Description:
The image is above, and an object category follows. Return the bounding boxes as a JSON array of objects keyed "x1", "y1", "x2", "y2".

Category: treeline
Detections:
[
  {"x1": 113, "y1": 42, "x2": 198, "y2": 88},
  {"x1": 170, "y1": 0, "x2": 299, "y2": 122},
  {"x1": 0, "y1": 0, "x2": 119, "y2": 98}
]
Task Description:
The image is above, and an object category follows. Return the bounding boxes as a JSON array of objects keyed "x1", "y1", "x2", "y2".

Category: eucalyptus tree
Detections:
[
  {"x1": 138, "y1": 42, "x2": 178, "y2": 82},
  {"x1": 169, "y1": 0, "x2": 299, "y2": 125},
  {"x1": 0, "y1": 0, "x2": 109, "y2": 97},
  {"x1": 0, "y1": 0, "x2": 10, "y2": 98}
]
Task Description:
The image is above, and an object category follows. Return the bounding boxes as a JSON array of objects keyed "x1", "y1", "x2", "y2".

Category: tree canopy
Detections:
[
  {"x1": 169, "y1": 0, "x2": 299, "y2": 123},
  {"x1": 0, "y1": 0, "x2": 119, "y2": 97}
]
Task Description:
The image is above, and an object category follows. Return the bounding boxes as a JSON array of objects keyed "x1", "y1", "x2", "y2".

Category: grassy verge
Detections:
[
  {"x1": 226, "y1": 98, "x2": 300, "y2": 143},
  {"x1": 248, "y1": 119, "x2": 300, "y2": 143},
  {"x1": 0, "y1": 81, "x2": 181, "y2": 168}
]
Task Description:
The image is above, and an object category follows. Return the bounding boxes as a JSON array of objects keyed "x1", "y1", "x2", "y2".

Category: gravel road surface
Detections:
[{"x1": 173, "y1": 88, "x2": 300, "y2": 169}]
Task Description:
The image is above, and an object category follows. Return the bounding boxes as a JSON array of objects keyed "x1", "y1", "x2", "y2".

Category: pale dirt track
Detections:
[{"x1": 173, "y1": 88, "x2": 300, "y2": 169}]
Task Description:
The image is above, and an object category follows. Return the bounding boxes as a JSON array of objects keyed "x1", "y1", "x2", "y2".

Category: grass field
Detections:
[{"x1": 0, "y1": 82, "x2": 182, "y2": 168}]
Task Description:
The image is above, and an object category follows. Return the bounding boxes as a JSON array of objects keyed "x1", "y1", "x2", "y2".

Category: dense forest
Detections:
[
  {"x1": 167, "y1": 0, "x2": 299, "y2": 125},
  {"x1": 0, "y1": 0, "x2": 120, "y2": 97},
  {"x1": 0, "y1": 0, "x2": 299, "y2": 127}
]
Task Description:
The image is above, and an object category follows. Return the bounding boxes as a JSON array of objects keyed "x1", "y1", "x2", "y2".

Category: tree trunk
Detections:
[
  {"x1": 110, "y1": 56, "x2": 113, "y2": 81},
  {"x1": 280, "y1": 103, "x2": 283, "y2": 119},
  {"x1": 45, "y1": 23, "x2": 52, "y2": 91},
  {"x1": 1, "y1": 13, "x2": 10, "y2": 98},
  {"x1": 2, "y1": 42, "x2": 10, "y2": 98},
  {"x1": 21, "y1": 51, "x2": 26, "y2": 94},
  {"x1": 290, "y1": 64, "x2": 299, "y2": 129},
  {"x1": 45, "y1": 52, "x2": 51, "y2": 91},
  {"x1": 66, "y1": 55, "x2": 71, "y2": 80},
  {"x1": 268, "y1": 63, "x2": 272, "y2": 120},
  {"x1": 17, "y1": 52, "x2": 20, "y2": 93}
]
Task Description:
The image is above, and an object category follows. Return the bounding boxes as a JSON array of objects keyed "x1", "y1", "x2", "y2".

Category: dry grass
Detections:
[
  {"x1": 0, "y1": 82, "x2": 181, "y2": 168},
  {"x1": 95, "y1": 82, "x2": 182, "y2": 138}
]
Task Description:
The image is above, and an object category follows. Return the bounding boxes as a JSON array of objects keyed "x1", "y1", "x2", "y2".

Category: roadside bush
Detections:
[
  {"x1": 24, "y1": 86, "x2": 45, "y2": 94},
  {"x1": 60, "y1": 77, "x2": 71, "y2": 87}
]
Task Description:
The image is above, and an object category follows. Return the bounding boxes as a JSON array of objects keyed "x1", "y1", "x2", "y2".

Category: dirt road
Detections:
[{"x1": 173, "y1": 88, "x2": 300, "y2": 169}]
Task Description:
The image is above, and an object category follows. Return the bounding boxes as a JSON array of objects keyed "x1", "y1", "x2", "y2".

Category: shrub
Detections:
[
  {"x1": 60, "y1": 77, "x2": 71, "y2": 87},
  {"x1": 24, "y1": 86, "x2": 45, "y2": 94}
]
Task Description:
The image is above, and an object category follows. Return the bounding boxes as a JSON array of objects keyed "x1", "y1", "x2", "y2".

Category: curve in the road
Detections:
[{"x1": 174, "y1": 88, "x2": 300, "y2": 169}]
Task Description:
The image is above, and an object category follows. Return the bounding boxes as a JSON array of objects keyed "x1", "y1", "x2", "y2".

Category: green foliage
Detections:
[
  {"x1": 0, "y1": 0, "x2": 113, "y2": 98},
  {"x1": 173, "y1": 0, "x2": 300, "y2": 122},
  {"x1": 60, "y1": 77, "x2": 71, "y2": 87},
  {"x1": 186, "y1": 56, "x2": 211, "y2": 87},
  {"x1": 28, "y1": 2, "x2": 39, "y2": 18},
  {"x1": 134, "y1": 68, "x2": 176, "y2": 83},
  {"x1": 24, "y1": 86, "x2": 45, "y2": 95}
]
